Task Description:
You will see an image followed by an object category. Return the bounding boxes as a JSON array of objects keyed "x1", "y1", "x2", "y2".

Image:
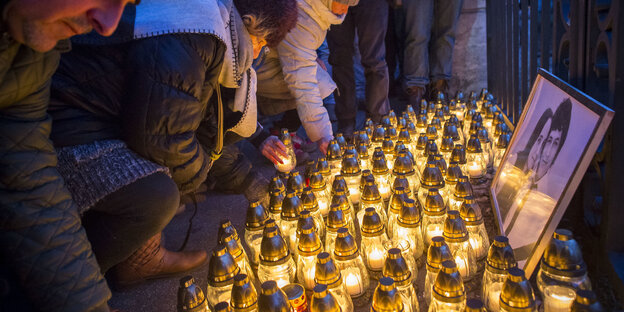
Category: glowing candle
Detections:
[
  {"x1": 455, "y1": 255, "x2": 468, "y2": 277},
  {"x1": 468, "y1": 162, "x2": 482, "y2": 178},
  {"x1": 368, "y1": 248, "x2": 385, "y2": 271},
  {"x1": 344, "y1": 272, "x2": 364, "y2": 296},
  {"x1": 275, "y1": 277, "x2": 290, "y2": 288},
  {"x1": 303, "y1": 266, "x2": 316, "y2": 290},
  {"x1": 487, "y1": 283, "x2": 502, "y2": 311},
  {"x1": 469, "y1": 237, "x2": 482, "y2": 257},
  {"x1": 427, "y1": 225, "x2": 444, "y2": 240},
  {"x1": 543, "y1": 285, "x2": 576, "y2": 312}
]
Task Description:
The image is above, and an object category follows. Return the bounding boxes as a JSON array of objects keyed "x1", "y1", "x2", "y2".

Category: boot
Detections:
[
  {"x1": 427, "y1": 79, "x2": 449, "y2": 101},
  {"x1": 108, "y1": 232, "x2": 207, "y2": 290},
  {"x1": 406, "y1": 86, "x2": 426, "y2": 107}
]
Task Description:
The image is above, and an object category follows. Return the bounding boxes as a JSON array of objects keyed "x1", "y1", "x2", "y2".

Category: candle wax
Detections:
[
  {"x1": 455, "y1": 255, "x2": 468, "y2": 277},
  {"x1": 544, "y1": 285, "x2": 576, "y2": 312},
  {"x1": 303, "y1": 266, "x2": 316, "y2": 290},
  {"x1": 468, "y1": 162, "x2": 482, "y2": 178},
  {"x1": 344, "y1": 272, "x2": 363, "y2": 296},
  {"x1": 469, "y1": 237, "x2": 482, "y2": 256},
  {"x1": 368, "y1": 248, "x2": 385, "y2": 270}
]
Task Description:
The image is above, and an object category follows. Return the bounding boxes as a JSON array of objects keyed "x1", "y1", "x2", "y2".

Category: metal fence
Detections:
[{"x1": 486, "y1": 0, "x2": 624, "y2": 300}]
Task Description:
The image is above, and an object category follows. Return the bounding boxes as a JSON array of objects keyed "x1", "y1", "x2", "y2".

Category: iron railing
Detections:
[{"x1": 486, "y1": 0, "x2": 624, "y2": 302}]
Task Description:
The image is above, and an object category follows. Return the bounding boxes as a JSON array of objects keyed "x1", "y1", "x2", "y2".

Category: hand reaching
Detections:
[{"x1": 260, "y1": 135, "x2": 289, "y2": 164}]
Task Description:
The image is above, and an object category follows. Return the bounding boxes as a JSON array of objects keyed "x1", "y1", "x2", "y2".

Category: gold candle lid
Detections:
[
  {"x1": 459, "y1": 196, "x2": 483, "y2": 225},
  {"x1": 420, "y1": 162, "x2": 445, "y2": 188},
  {"x1": 220, "y1": 232, "x2": 245, "y2": 262},
  {"x1": 331, "y1": 175, "x2": 349, "y2": 195},
  {"x1": 466, "y1": 299, "x2": 484, "y2": 312},
  {"x1": 430, "y1": 117, "x2": 442, "y2": 131},
  {"x1": 391, "y1": 174, "x2": 411, "y2": 196},
  {"x1": 365, "y1": 118, "x2": 375, "y2": 128},
  {"x1": 443, "y1": 124, "x2": 461, "y2": 141},
  {"x1": 326, "y1": 204, "x2": 347, "y2": 231},
  {"x1": 296, "y1": 210, "x2": 315, "y2": 237},
  {"x1": 453, "y1": 176, "x2": 473, "y2": 198},
  {"x1": 445, "y1": 161, "x2": 462, "y2": 180},
  {"x1": 372, "y1": 153, "x2": 389, "y2": 174},
  {"x1": 497, "y1": 133, "x2": 511, "y2": 149},
  {"x1": 335, "y1": 133, "x2": 347, "y2": 151},
  {"x1": 360, "y1": 170, "x2": 375, "y2": 191},
  {"x1": 371, "y1": 277, "x2": 404, "y2": 312},
  {"x1": 341, "y1": 154, "x2": 361, "y2": 176},
  {"x1": 333, "y1": 228, "x2": 359, "y2": 260},
  {"x1": 415, "y1": 133, "x2": 428, "y2": 151},
  {"x1": 486, "y1": 236, "x2": 517, "y2": 274},
  {"x1": 426, "y1": 124, "x2": 438, "y2": 141},
  {"x1": 393, "y1": 142, "x2": 410, "y2": 160},
  {"x1": 214, "y1": 302, "x2": 232, "y2": 312},
  {"x1": 386, "y1": 126, "x2": 398, "y2": 141},
  {"x1": 361, "y1": 181, "x2": 382, "y2": 203},
  {"x1": 231, "y1": 274, "x2": 258, "y2": 311},
  {"x1": 208, "y1": 245, "x2": 240, "y2": 287},
  {"x1": 301, "y1": 187, "x2": 319, "y2": 212},
  {"x1": 218, "y1": 219, "x2": 239, "y2": 243},
  {"x1": 287, "y1": 171, "x2": 304, "y2": 194},
  {"x1": 281, "y1": 190, "x2": 302, "y2": 221},
  {"x1": 494, "y1": 121, "x2": 509, "y2": 136},
  {"x1": 573, "y1": 290, "x2": 604, "y2": 311},
  {"x1": 440, "y1": 135, "x2": 455, "y2": 153},
  {"x1": 357, "y1": 142, "x2": 370, "y2": 158},
  {"x1": 500, "y1": 268, "x2": 536, "y2": 311},
  {"x1": 430, "y1": 154, "x2": 447, "y2": 175},
  {"x1": 316, "y1": 157, "x2": 331, "y2": 175},
  {"x1": 424, "y1": 140, "x2": 438, "y2": 158},
  {"x1": 305, "y1": 160, "x2": 318, "y2": 181},
  {"x1": 298, "y1": 223, "x2": 322, "y2": 256},
  {"x1": 450, "y1": 144, "x2": 467, "y2": 164},
  {"x1": 397, "y1": 198, "x2": 421, "y2": 228},
  {"x1": 310, "y1": 284, "x2": 340, "y2": 312},
  {"x1": 455, "y1": 90, "x2": 465, "y2": 102},
  {"x1": 327, "y1": 139, "x2": 342, "y2": 161},
  {"x1": 382, "y1": 136, "x2": 395, "y2": 156},
  {"x1": 392, "y1": 151, "x2": 415, "y2": 176},
  {"x1": 427, "y1": 236, "x2": 453, "y2": 271},
  {"x1": 432, "y1": 260, "x2": 465, "y2": 303},
  {"x1": 309, "y1": 170, "x2": 326, "y2": 190},
  {"x1": 258, "y1": 281, "x2": 291, "y2": 312},
  {"x1": 260, "y1": 220, "x2": 291, "y2": 265},
  {"x1": 472, "y1": 111, "x2": 483, "y2": 123},
  {"x1": 372, "y1": 125, "x2": 386, "y2": 143},
  {"x1": 246, "y1": 201, "x2": 268, "y2": 231},
  {"x1": 177, "y1": 276, "x2": 207, "y2": 311},
  {"x1": 358, "y1": 131, "x2": 371, "y2": 146},
  {"x1": 540, "y1": 229, "x2": 587, "y2": 277},
  {"x1": 279, "y1": 128, "x2": 292, "y2": 146},
  {"x1": 361, "y1": 208, "x2": 385, "y2": 236},
  {"x1": 398, "y1": 128, "x2": 411, "y2": 144},
  {"x1": 443, "y1": 211, "x2": 468, "y2": 242},
  {"x1": 388, "y1": 187, "x2": 408, "y2": 214},
  {"x1": 416, "y1": 114, "x2": 428, "y2": 129},
  {"x1": 330, "y1": 191, "x2": 350, "y2": 212},
  {"x1": 477, "y1": 127, "x2": 490, "y2": 144},
  {"x1": 382, "y1": 248, "x2": 411, "y2": 286},
  {"x1": 466, "y1": 135, "x2": 483, "y2": 153},
  {"x1": 315, "y1": 252, "x2": 342, "y2": 288},
  {"x1": 423, "y1": 188, "x2": 446, "y2": 216},
  {"x1": 270, "y1": 176, "x2": 286, "y2": 194},
  {"x1": 269, "y1": 192, "x2": 285, "y2": 214}
]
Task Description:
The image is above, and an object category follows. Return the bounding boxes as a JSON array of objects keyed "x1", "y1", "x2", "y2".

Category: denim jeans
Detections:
[
  {"x1": 403, "y1": 0, "x2": 463, "y2": 88},
  {"x1": 327, "y1": 0, "x2": 390, "y2": 130}
]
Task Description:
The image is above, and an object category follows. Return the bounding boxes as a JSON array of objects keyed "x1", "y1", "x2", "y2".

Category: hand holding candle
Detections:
[{"x1": 260, "y1": 135, "x2": 289, "y2": 164}]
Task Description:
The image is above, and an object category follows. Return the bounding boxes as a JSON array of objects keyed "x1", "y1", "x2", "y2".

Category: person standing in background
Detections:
[
  {"x1": 403, "y1": 0, "x2": 464, "y2": 104},
  {"x1": 327, "y1": 0, "x2": 391, "y2": 137}
]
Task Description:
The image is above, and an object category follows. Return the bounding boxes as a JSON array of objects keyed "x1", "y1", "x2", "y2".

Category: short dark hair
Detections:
[
  {"x1": 548, "y1": 98, "x2": 572, "y2": 162},
  {"x1": 234, "y1": 0, "x2": 298, "y2": 47}
]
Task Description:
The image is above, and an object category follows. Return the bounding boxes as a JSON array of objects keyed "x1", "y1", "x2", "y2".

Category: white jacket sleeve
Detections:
[{"x1": 276, "y1": 24, "x2": 333, "y2": 142}]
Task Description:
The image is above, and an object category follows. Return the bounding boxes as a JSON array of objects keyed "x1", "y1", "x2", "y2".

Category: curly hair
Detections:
[{"x1": 234, "y1": 0, "x2": 298, "y2": 47}]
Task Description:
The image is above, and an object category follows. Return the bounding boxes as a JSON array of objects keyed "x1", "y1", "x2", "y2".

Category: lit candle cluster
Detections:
[{"x1": 176, "y1": 89, "x2": 597, "y2": 312}]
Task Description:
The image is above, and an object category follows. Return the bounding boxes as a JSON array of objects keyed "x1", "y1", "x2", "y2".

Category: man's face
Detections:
[
  {"x1": 4, "y1": 0, "x2": 134, "y2": 52},
  {"x1": 535, "y1": 129, "x2": 562, "y2": 180},
  {"x1": 527, "y1": 119, "x2": 551, "y2": 171}
]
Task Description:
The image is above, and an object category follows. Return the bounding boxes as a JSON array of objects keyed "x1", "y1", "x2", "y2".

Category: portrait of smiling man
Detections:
[{"x1": 0, "y1": 0, "x2": 135, "y2": 311}]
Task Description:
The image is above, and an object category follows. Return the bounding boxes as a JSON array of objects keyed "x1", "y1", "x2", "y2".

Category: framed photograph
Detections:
[{"x1": 490, "y1": 68, "x2": 614, "y2": 276}]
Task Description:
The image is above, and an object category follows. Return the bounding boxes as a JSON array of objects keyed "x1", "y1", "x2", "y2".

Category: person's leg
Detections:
[
  {"x1": 402, "y1": 0, "x2": 434, "y2": 103},
  {"x1": 82, "y1": 172, "x2": 180, "y2": 272},
  {"x1": 386, "y1": 7, "x2": 398, "y2": 91},
  {"x1": 204, "y1": 144, "x2": 270, "y2": 205},
  {"x1": 429, "y1": 0, "x2": 463, "y2": 94},
  {"x1": 355, "y1": 0, "x2": 391, "y2": 121},
  {"x1": 327, "y1": 12, "x2": 357, "y2": 135}
]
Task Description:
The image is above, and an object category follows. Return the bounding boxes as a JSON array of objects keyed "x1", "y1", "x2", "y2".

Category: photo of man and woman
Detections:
[{"x1": 493, "y1": 77, "x2": 600, "y2": 265}]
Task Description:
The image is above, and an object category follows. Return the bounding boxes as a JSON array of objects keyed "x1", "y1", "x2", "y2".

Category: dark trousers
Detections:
[
  {"x1": 82, "y1": 172, "x2": 179, "y2": 272},
  {"x1": 327, "y1": 0, "x2": 391, "y2": 130}
]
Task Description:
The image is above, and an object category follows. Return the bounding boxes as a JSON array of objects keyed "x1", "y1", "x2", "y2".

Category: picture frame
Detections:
[{"x1": 490, "y1": 68, "x2": 614, "y2": 277}]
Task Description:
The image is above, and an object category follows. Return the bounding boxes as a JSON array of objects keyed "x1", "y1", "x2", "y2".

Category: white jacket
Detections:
[{"x1": 254, "y1": 0, "x2": 344, "y2": 142}]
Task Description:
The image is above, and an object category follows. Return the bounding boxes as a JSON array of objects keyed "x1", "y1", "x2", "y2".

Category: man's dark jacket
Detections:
[{"x1": 0, "y1": 12, "x2": 110, "y2": 312}]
